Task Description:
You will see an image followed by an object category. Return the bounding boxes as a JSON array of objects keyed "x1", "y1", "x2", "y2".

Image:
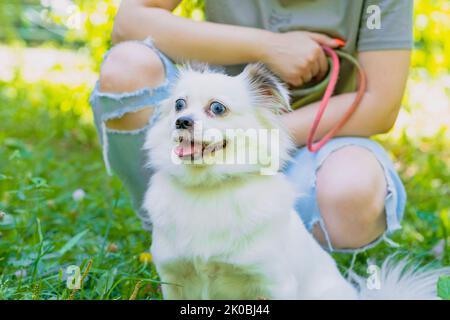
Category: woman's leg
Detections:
[
  {"x1": 99, "y1": 42, "x2": 166, "y2": 131},
  {"x1": 313, "y1": 146, "x2": 387, "y2": 249},
  {"x1": 90, "y1": 40, "x2": 178, "y2": 230},
  {"x1": 284, "y1": 137, "x2": 406, "y2": 252}
]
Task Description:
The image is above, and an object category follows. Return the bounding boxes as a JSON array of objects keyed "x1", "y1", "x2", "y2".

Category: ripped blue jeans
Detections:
[{"x1": 89, "y1": 40, "x2": 407, "y2": 253}]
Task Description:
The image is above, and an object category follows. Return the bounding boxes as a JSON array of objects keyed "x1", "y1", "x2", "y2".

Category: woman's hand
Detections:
[
  {"x1": 261, "y1": 31, "x2": 341, "y2": 87},
  {"x1": 283, "y1": 50, "x2": 411, "y2": 146}
]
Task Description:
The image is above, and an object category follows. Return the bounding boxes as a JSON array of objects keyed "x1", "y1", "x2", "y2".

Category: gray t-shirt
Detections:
[{"x1": 204, "y1": 0, "x2": 414, "y2": 93}]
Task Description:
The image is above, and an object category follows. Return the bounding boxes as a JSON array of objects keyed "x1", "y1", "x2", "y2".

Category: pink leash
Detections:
[{"x1": 306, "y1": 46, "x2": 367, "y2": 152}]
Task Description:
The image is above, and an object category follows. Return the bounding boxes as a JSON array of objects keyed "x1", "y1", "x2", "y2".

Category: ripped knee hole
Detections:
[{"x1": 105, "y1": 106, "x2": 154, "y2": 131}]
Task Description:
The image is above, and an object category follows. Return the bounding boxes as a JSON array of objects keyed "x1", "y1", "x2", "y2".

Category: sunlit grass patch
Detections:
[{"x1": 0, "y1": 76, "x2": 162, "y2": 300}]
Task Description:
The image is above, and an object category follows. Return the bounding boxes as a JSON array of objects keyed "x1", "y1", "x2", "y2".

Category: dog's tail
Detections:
[{"x1": 350, "y1": 255, "x2": 450, "y2": 300}]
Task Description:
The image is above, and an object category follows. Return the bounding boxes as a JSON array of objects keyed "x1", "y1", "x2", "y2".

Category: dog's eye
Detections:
[
  {"x1": 210, "y1": 101, "x2": 227, "y2": 116},
  {"x1": 175, "y1": 99, "x2": 186, "y2": 112}
]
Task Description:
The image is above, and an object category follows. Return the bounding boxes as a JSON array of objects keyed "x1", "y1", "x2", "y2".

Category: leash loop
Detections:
[{"x1": 303, "y1": 46, "x2": 367, "y2": 152}]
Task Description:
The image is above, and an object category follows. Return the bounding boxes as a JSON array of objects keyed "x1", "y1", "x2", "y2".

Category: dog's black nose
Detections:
[{"x1": 175, "y1": 116, "x2": 194, "y2": 129}]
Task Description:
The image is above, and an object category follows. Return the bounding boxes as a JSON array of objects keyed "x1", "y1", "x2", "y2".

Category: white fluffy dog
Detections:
[{"x1": 143, "y1": 63, "x2": 448, "y2": 300}]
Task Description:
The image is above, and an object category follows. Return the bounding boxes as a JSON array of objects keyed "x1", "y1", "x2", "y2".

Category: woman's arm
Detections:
[
  {"x1": 112, "y1": 0, "x2": 339, "y2": 86},
  {"x1": 113, "y1": 0, "x2": 264, "y2": 65},
  {"x1": 283, "y1": 50, "x2": 411, "y2": 145}
]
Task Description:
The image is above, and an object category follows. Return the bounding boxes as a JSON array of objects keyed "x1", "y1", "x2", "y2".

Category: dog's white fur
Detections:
[{"x1": 143, "y1": 64, "x2": 449, "y2": 300}]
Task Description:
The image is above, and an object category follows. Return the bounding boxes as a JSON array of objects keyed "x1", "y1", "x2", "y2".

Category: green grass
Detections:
[{"x1": 0, "y1": 75, "x2": 449, "y2": 300}]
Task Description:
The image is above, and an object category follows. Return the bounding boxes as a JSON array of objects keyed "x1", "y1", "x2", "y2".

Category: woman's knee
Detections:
[
  {"x1": 315, "y1": 146, "x2": 388, "y2": 249},
  {"x1": 99, "y1": 41, "x2": 165, "y2": 93},
  {"x1": 98, "y1": 42, "x2": 166, "y2": 131}
]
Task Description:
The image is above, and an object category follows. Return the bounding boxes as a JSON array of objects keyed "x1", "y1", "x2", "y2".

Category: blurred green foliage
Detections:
[
  {"x1": 67, "y1": 0, "x2": 205, "y2": 70},
  {"x1": 0, "y1": 0, "x2": 448, "y2": 300},
  {"x1": 412, "y1": 0, "x2": 450, "y2": 76}
]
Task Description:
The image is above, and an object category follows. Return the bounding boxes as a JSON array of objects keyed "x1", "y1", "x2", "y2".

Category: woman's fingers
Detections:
[
  {"x1": 310, "y1": 59, "x2": 320, "y2": 80},
  {"x1": 263, "y1": 31, "x2": 344, "y2": 87},
  {"x1": 307, "y1": 32, "x2": 342, "y2": 48},
  {"x1": 301, "y1": 68, "x2": 313, "y2": 85},
  {"x1": 317, "y1": 50, "x2": 329, "y2": 80}
]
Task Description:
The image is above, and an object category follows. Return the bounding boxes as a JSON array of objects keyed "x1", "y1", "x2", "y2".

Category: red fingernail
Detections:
[{"x1": 334, "y1": 39, "x2": 346, "y2": 47}]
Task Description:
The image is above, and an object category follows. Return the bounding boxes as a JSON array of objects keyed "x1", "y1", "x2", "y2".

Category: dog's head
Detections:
[{"x1": 144, "y1": 63, "x2": 293, "y2": 187}]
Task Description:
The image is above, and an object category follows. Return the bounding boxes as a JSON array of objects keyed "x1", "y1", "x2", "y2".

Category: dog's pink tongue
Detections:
[{"x1": 174, "y1": 142, "x2": 201, "y2": 157}]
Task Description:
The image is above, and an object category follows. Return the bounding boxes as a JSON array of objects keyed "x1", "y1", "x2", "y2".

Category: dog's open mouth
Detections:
[{"x1": 174, "y1": 137, "x2": 227, "y2": 160}]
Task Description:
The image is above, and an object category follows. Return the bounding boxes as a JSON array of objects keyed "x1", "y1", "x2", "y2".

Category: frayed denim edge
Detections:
[
  {"x1": 91, "y1": 37, "x2": 178, "y2": 176},
  {"x1": 93, "y1": 89, "x2": 160, "y2": 177}
]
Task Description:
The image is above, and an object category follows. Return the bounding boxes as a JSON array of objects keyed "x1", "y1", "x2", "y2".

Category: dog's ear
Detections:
[{"x1": 241, "y1": 63, "x2": 291, "y2": 114}]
